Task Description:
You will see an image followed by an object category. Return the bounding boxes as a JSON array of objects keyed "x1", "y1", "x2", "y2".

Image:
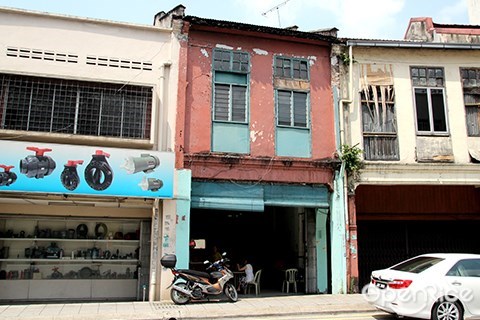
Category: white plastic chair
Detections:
[
  {"x1": 282, "y1": 268, "x2": 298, "y2": 293},
  {"x1": 246, "y1": 269, "x2": 262, "y2": 296}
]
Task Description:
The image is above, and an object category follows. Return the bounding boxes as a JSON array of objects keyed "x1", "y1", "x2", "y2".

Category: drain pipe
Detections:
[
  {"x1": 339, "y1": 44, "x2": 353, "y2": 152},
  {"x1": 338, "y1": 44, "x2": 354, "y2": 292},
  {"x1": 337, "y1": 44, "x2": 353, "y2": 230}
]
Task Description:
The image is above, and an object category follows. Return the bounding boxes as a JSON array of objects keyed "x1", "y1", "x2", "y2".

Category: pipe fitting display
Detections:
[
  {"x1": 138, "y1": 176, "x2": 163, "y2": 192},
  {"x1": 61, "y1": 160, "x2": 84, "y2": 191},
  {"x1": 0, "y1": 165, "x2": 17, "y2": 186},
  {"x1": 20, "y1": 147, "x2": 56, "y2": 179},
  {"x1": 122, "y1": 154, "x2": 160, "y2": 174},
  {"x1": 1, "y1": 140, "x2": 174, "y2": 198},
  {"x1": 84, "y1": 150, "x2": 113, "y2": 191}
]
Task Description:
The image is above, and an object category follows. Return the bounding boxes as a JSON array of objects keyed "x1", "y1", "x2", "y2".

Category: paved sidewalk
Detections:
[{"x1": 0, "y1": 294, "x2": 378, "y2": 320}]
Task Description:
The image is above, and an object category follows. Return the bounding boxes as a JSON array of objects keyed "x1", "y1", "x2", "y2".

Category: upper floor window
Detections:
[
  {"x1": 0, "y1": 73, "x2": 151, "y2": 139},
  {"x1": 274, "y1": 56, "x2": 309, "y2": 80},
  {"x1": 211, "y1": 49, "x2": 250, "y2": 154},
  {"x1": 274, "y1": 55, "x2": 311, "y2": 158},
  {"x1": 460, "y1": 68, "x2": 480, "y2": 137},
  {"x1": 213, "y1": 84, "x2": 247, "y2": 123},
  {"x1": 212, "y1": 49, "x2": 249, "y2": 125},
  {"x1": 213, "y1": 49, "x2": 249, "y2": 73},
  {"x1": 361, "y1": 83, "x2": 399, "y2": 161},
  {"x1": 410, "y1": 67, "x2": 448, "y2": 134},
  {"x1": 277, "y1": 90, "x2": 308, "y2": 128}
]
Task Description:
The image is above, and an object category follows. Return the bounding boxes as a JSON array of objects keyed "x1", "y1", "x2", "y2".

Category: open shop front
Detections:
[
  {"x1": 189, "y1": 181, "x2": 333, "y2": 295},
  {"x1": 0, "y1": 140, "x2": 175, "y2": 302}
]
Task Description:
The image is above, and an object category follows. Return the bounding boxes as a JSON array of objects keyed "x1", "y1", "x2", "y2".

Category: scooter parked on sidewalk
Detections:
[{"x1": 160, "y1": 252, "x2": 238, "y2": 305}]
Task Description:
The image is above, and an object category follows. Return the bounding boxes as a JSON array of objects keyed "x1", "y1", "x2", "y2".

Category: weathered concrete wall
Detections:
[
  {"x1": 350, "y1": 47, "x2": 480, "y2": 166},
  {"x1": 0, "y1": 7, "x2": 179, "y2": 151}
]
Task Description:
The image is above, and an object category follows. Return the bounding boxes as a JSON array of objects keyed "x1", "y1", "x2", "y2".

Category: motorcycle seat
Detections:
[{"x1": 178, "y1": 269, "x2": 210, "y2": 279}]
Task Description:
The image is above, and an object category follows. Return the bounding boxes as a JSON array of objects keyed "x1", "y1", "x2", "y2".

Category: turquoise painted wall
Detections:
[
  {"x1": 175, "y1": 169, "x2": 192, "y2": 269},
  {"x1": 276, "y1": 127, "x2": 311, "y2": 157},
  {"x1": 212, "y1": 122, "x2": 249, "y2": 153}
]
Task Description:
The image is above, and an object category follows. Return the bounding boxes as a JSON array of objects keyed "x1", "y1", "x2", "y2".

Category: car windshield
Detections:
[{"x1": 390, "y1": 256, "x2": 444, "y2": 274}]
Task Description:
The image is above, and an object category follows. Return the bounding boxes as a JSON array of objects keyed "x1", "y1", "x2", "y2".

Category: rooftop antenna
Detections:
[{"x1": 262, "y1": 0, "x2": 291, "y2": 28}]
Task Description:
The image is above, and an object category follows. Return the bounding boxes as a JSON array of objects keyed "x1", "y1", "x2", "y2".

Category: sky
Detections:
[{"x1": 0, "y1": 0, "x2": 472, "y2": 39}]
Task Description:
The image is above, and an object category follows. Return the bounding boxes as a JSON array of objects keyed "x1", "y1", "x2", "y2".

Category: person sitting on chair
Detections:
[
  {"x1": 211, "y1": 245, "x2": 222, "y2": 262},
  {"x1": 236, "y1": 258, "x2": 254, "y2": 292}
]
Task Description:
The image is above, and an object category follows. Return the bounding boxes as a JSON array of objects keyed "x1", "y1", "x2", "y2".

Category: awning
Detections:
[
  {"x1": 264, "y1": 184, "x2": 329, "y2": 208},
  {"x1": 191, "y1": 181, "x2": 329, "y2": 212}
]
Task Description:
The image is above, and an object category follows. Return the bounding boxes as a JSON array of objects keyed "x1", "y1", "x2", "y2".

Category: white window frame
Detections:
[{"x1": 411, "y1": 66, "x2": 449, "y2": 135}]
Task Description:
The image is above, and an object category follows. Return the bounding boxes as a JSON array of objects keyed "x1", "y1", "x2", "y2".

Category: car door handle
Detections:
[{"x1": 451, "y1": 281, "x2": 462, "y2": 286}]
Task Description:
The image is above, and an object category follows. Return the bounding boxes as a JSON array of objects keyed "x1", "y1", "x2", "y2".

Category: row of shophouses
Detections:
[{"x1": 0, "y1": 4, "x2": 479, "y2": 302}]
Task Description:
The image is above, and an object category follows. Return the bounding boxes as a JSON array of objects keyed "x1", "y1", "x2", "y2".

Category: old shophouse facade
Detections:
[
  {"x1": 155, "y1": 7, "x2": 350, "y2": 294},
  {"x1": 340, "y1": 18, "x2": 480, "y2": 289},
  {"x1": 0, "y1": 7, "x2": 185, "y2": 302}
]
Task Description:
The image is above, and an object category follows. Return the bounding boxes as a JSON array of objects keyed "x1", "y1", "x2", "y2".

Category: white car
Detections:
[{"x1": 364, "y1": 253, "x2": 480, "y2": 320}]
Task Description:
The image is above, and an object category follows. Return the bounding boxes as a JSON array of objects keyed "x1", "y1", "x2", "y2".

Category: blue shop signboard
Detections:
[{"x1": 0, "y1": 141, "x2": 174, "y2": 199}]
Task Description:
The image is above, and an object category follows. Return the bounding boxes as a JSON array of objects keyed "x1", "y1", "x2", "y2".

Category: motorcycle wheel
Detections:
[
  {"x1": 224, "y1": 282, "x2": 238, "y2": 302},
  {"x1": 171, "y1": 282, "x2": 191, "y2": 305}
]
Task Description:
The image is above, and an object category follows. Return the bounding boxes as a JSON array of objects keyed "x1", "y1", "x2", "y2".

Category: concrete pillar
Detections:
[
  {"x1": 149, "y1": 199, "x2": 161, "y2": 301},
  {"x1": 347, "y1": 194, "x2": 359, "y2": 292}
]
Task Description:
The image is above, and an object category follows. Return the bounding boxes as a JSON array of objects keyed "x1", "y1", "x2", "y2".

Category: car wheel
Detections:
[{"x1": 432, "y1": 298, "x2": 463, "y2": 320}]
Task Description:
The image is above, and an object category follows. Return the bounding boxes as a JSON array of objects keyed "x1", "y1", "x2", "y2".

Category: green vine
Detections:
[
  {"x1": 339, "y1": 52, "x2": 355, "y2": 65},
  {"x1": 340, "y1": 144, "x2": 364, "y2": 178}
]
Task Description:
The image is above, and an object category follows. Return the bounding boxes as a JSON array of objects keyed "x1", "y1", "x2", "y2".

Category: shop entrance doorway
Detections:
[{"x1": 189, "y1": 207, "x2": 322, "y2": 295}]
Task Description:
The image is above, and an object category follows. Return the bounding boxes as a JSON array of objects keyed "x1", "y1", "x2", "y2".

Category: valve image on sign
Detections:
[{"x1": 20, "y1": 147, "x2": 56, "y2": 179}]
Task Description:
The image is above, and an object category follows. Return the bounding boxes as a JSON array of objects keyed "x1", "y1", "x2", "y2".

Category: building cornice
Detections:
[
  {"x1": 359, "y1": 163, "x2": 480, "y2": 186},
  {"x1": 184, "y1": 153, "x2": 340, "y2": 188},
  {"x1": 346, "y1": 39, "x2": 480, "y2": 50},
  {"x1": 0, "y1": 6, "x2": 172, "y2": 33}
]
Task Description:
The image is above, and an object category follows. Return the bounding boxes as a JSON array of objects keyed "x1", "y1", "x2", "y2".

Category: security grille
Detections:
[{"x1": 0, "y1": 73, "x2": 152, "y2": 139}]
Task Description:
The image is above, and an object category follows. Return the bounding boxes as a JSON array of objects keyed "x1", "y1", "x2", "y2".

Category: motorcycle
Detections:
[{"x1": 160, "y1": 252, "x2": 238, "y2": 305}]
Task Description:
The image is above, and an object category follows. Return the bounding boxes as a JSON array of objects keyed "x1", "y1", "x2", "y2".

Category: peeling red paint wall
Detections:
[{"x1": 179, "y1": 27, "x2": 336, "y2": 182}]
